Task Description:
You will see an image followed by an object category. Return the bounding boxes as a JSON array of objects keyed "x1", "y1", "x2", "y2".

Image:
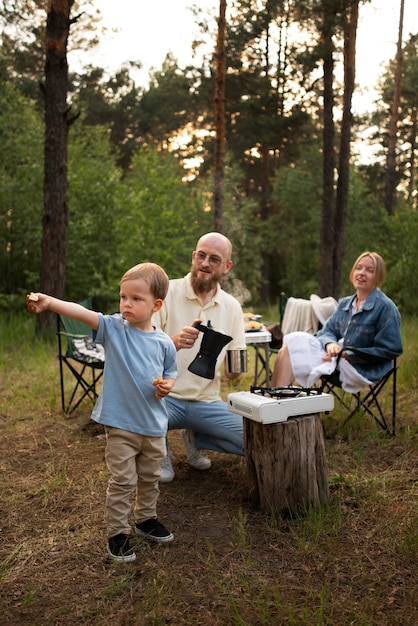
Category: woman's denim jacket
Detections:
[{"x1": 317, "y1": 288, "x2": 403, "y2": 383}]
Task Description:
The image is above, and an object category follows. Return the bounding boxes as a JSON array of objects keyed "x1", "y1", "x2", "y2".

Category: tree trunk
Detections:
[
  {"x1": 213, "y1": 0, "x2": 227, "y2": 234},
  {"x1": 319, "y1": 9, "x2": 335, "y2": 297},
  {"x1": 244, "y1": 414, "x2": 329, "y2": 517},
  {"x1": 37, "y1": 0, "x2": 74, "y2": 331},
  {"x1": 408, "y1": 107, "x2": 417, "y2": 209},
  {"x1": 333, "y1": 0, "x2": 359, "y2": 295},
  {"x1": 384, "y1": 0, "x2": 405, "y2": 216}
]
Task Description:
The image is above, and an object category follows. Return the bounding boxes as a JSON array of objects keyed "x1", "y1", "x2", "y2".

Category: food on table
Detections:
[{"x1": 244, "y1": 320, "x2": 264, "y2": 331}]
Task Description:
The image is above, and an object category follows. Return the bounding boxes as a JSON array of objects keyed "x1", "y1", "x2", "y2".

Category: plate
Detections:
[{"x1": 245, "y1": 328, "x2": 263, "y2": 333}]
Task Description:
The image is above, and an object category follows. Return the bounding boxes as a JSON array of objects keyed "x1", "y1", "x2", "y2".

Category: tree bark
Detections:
[
  {"x1": 213, "y1": 0, "x2": 227, "y2": 234},
  {"x1": 407, "y1": 107, "x2": 417, "y2": 209},
  {"x1": 319, "y1": 8, "x2": 335, "y2": 297},
  {"x1": 37, "y1": 0, "x2": 74, "y2": 331},
  {"x1": 333, "y1": 0, "x2": 359, "y2": 294},
  {"x1": 384, "y1": 0, "x2": 405, "y2": 215},
  {"x1": 244, "y1": 414, "x2": 329, "y2": 517}
]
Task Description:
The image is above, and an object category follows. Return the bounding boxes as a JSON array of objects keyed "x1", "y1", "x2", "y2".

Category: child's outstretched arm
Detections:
[{"x1": 26, "y1": 293, "x2": 100, "y2": 331}]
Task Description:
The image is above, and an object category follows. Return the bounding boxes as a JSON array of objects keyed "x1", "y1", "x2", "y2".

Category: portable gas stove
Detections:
[{"x1": 227, "y1": 385, "x2": 334, "y2": 424}]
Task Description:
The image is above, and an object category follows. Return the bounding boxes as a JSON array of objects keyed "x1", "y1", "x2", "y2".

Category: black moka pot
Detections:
[{"x1": 188, "y1": 321, "x2": 233, "y2": 380}]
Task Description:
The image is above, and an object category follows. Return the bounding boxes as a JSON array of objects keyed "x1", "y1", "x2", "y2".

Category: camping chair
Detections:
[
  {"x1": 57, "y1": 297, "x2": 105, "y2": 415},
  {"x1": 318, "y1": 357, "x2": 398, "y2": 435},
  {"x1": 279, "y1": 292, "x2": 289, "y2": 325}
]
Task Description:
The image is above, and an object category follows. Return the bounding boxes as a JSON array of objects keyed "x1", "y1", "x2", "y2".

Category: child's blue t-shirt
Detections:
[{"x1": 91, "y1": 313, "x2": 177, "y2": 437}]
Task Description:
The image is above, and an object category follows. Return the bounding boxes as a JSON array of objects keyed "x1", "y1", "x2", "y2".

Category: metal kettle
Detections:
[{"x1": 188, "y1": 321, "x2": 233, "y2": 380}]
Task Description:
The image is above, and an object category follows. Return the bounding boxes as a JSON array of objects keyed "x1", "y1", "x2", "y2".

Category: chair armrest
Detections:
[
  {"x1": 344, "y1": 345, "x2": 392, "y2": 365},
  {"x1": 58, "y1": 331, "x2": 92, "y2": 340}
]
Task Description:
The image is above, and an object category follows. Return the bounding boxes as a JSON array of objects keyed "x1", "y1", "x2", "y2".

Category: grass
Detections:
[{"x1": 0, "y1": 312, "x2": 417, "y2": 625}]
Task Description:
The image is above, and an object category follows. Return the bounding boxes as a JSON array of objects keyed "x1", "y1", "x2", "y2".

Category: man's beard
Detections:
[{"x1": 191, "y1": 268, "x2": 219, "y2": 294}]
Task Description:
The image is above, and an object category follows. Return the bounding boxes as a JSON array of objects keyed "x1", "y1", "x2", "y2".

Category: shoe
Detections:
[
  {"x1": 107, "y1": 533, "x2": 136, "y2": 563},
  {"x1": 135, "y1": 518, "x2": 174, "y2": 543},
  {"x1": 182, "y1": 429, "x2": 212, "y2": 470},
  {"x1": 160, "y1": 452, "x2": 175, "y2": 483}
]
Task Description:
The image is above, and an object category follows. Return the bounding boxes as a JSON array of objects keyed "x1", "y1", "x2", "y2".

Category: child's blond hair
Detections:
[{"x1": 120, "y1": 263, "x2": 169, "y2": 300}]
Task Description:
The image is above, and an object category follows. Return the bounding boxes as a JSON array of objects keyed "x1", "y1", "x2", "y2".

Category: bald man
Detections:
[{"x1": 152, "y1": 233, "x2": 246, "y2": 482}]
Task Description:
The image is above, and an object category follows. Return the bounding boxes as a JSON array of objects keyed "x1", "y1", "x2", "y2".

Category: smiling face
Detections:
[
  {"x1": 119, "y1": 278, "x2": 162, "y2": 330},
  {"x1": 190, "y1": 233, "x2": 233, "y2": 294},
  {"x1": 350, "y1": 255, "x2": 378, "y2": 299}
]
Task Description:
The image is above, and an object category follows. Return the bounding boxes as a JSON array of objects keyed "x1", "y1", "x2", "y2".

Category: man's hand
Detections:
[{"x1": 172, "y1": 319, "x2": 201, "y2": 350}]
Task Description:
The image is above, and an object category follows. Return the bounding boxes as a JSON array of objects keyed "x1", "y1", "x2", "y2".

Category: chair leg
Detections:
[
  {"x1": 59, "y1": 354, "x2": 66, "y2": 413},
  {"x1": 251, "y1": 345, "x2": 269, "y2": 387},
  {"x1": 392, "y1": 364, "x2": 397, "y2": 435},
  {"x1": 343, "y1": 374, "x2": 394, "y2": 434},
  {"x1": 322, "y1": 381, "x2": 358, "y2": 416},
  {"x1": 320, "y1": 362, "x2": 397, "y2": 435},
  {"x1": 61, "y1": 358, "x2": 103, "y2": 415},
  {"x1": 340, "y1": 393, "x2": 362, "y2": 427},
  {"x1": 356, "y1": 389, "x2": 390, "y2": 433}
]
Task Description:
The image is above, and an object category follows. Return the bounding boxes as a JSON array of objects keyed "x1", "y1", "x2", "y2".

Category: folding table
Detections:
[{"x1": 245, "y1": 328, "x2": 272, "y2": 387}]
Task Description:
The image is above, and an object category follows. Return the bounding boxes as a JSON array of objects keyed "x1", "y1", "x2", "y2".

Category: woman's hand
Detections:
[{"x1": 322, "y1": 342, "x2": 342, "y2": 362}]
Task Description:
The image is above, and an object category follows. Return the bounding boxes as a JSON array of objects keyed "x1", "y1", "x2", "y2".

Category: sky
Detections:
[{"x1": 85, "y1": 0, "x2": 417, "y2": 114}]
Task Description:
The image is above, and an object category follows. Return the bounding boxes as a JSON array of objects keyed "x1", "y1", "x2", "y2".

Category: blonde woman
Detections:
[{"x1": 271, "y1": 252, "x2": 403, "y2": 392}]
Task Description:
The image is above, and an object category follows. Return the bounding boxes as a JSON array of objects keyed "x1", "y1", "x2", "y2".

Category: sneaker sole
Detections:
[
  {"x1": 106, "y1": 547, "x2": 136, "y2": 563},
  {"x1": 135, "y1": 528, "x2": 174, "y2": 543},
  {"x1": 159, "y1": 472, "x2": 175, "y2": 483},
  {"x1": 187, "y1": 459, "x2": 212, "y2": 470}
]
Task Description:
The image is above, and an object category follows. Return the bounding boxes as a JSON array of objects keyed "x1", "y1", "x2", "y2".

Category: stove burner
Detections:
[{"x1": 250, "y1": 385, "x2": 323, "y2": 399}]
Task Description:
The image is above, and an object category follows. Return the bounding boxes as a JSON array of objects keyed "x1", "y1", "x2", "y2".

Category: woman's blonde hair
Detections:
[
  {"x1": 349, "y1": 251, "x2": 386, "y2": 287},
  {"x1": 120, "y1": 262, "x2": 169, "y2": 300}
]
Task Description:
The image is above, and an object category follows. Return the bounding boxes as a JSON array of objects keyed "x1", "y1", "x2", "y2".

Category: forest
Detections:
[
  {"x1": 0, "y1": 0, "x2": 417, "y2": 316},
  {"x1": 1, "y1": 4, "x2": 417, "y2": 623}
]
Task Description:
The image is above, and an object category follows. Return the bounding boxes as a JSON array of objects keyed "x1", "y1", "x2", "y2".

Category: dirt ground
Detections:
[{"x1": 0, "y1": 404, "x2": 417, "y2": 625}]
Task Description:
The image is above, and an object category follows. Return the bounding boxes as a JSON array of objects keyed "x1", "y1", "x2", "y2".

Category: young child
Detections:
[{"x1": 27, "y1": 262, "x2": 177, "y2": 563}]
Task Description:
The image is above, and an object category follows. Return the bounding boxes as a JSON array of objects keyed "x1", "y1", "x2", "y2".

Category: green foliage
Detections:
[
  {"x1": 73, "y1": 54, "x2": 200, "y2": 172},
  {"x1": 368, "y1": 33, "x2": 418, "y2": 209},
  {"x1": 139, "y1": 55, "x2": 198, "y2": 142},
  {"x1": 378, "y1": 207, "x2": 418, "y2": 315},
  {"x1": 0, "y1": 0, "x2": 101, "y2": 111},
  {"x1": 66, "y1": 123, "x2": 123, "y2": 305},
  {"x1": 210, "y1": 159, "x2": 263, "y2": 306},
  {"x1": 0, "y1": 81, "x2": 43, "y2": 297},
  {"x1": 72, "y1": 65, "x2": 145, "y2": 172},
  {"x1": 269, "y1": 145, "x2": 324, "y2": 297},
  {"x1": 339, "y1": 170, "x2": 389, "y2": 292},
  {"x1": 111, "y1": 147, "x2": 211, "y2": 300},
  {"x1": 1, "y1": 1, "x2": 418, "y2": 317},
  {"x1": 268, "y1": 146, "x2": 406, "y2": 303}
]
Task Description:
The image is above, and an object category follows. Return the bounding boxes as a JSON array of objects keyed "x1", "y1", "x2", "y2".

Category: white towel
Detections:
[
  {"x1": 281, "y1": 298, "x2": 318, "y2": 334},
  {"x1": 285, "y1": 332, "x2": 373, "y2": 392}
]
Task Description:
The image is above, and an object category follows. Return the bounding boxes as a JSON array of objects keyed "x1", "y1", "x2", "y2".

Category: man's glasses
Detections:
[{"x1": 195, "y1": 250, "x2": 225, "y2": 267}]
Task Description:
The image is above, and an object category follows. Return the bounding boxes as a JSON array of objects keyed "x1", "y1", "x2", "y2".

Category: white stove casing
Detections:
[{"x1": 227, "y1": 391, "x2": 334, "y2": 424}]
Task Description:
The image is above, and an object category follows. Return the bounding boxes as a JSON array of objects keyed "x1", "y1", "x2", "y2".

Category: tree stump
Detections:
[{"x1": 244, "y1": 414, "x2": 329, "y2": 517}]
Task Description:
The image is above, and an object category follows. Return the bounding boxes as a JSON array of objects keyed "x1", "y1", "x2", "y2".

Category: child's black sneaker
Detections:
[
  {"x1": 135, "y1": 518, "x2": 174, "y2": 543},
  {"x1": 107, "y1": 533, "x2": 136, "y2": 562}
]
